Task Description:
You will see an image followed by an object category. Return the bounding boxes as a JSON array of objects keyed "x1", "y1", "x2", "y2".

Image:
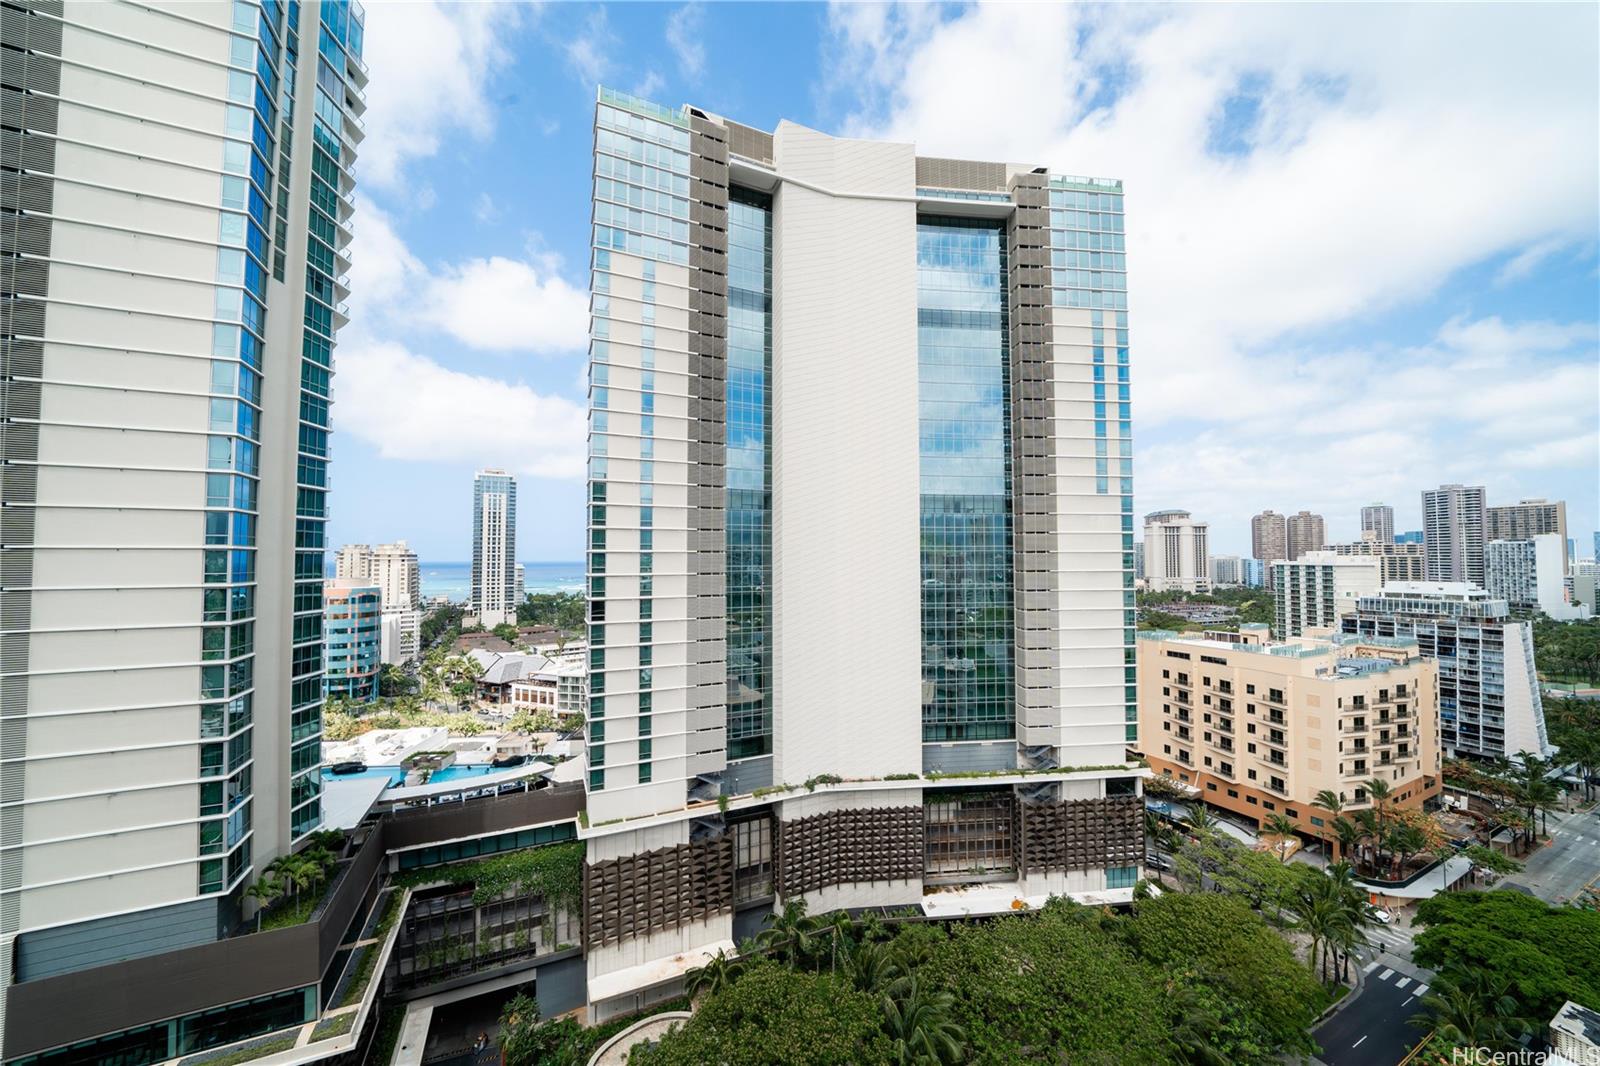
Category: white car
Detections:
[{"x1": 1371, "y1": 908, "x2": 1394, "y2": 924}]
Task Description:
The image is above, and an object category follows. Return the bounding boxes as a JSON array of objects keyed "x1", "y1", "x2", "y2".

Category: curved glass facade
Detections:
[{"x1": 917, "y1": 218, "x2": 1015, "y2": 743}]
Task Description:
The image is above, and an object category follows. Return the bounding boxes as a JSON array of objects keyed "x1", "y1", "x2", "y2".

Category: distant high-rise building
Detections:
[
  {"x1": 471, "y1": 470, "x2": 518, "y2": 626},
  {"x1": 1361, "y1": 503, "x2": 1395, "y2": 545},
  {"x1": 1593, "y1": 531, "x2": 1599, "y2": 561},
  {"x1": 1485, "y1": 535, "x2": 1587, "y2": 620},
  {"x1": 1211, "y1": 554, "x2": 1244, "y2": 586},
  {"x1": 323, "y1": 582, "x2": 382, "y2": 701},
  {"x1": 0, "y1": 0, "x2": 366, "y2": 1053},
  {"x1": 1134, "y1": 542, "x2": 1146, "y2": 580},
  {"x1": 1422, "y1": 484, "x2": 1487, "y2": 587},
  {"x1": 1329, "y1": 531, "x2": 1427, "y2": 584},
  {"x1": 1287, "y1": 510, "x2": 1327, "y2": 560},
  {"x1": 1396, "y1": 530, "x2": 1425, "y2": 545},
  {"x1": 1144, "y1": 511, "x2": 1211, "y2": 592},
  {"x1": 1252, "y1": 510, "x2": 1288, "y2": 586},
  {"x1": 515, "y1": 562, "x2": 527, "y2": 607},
  {"x1": 337, "y1": 542, "x2": 423, "y2": 663},
  {"x1": 1272, "y1": 552, "x2": 1381, "y2": 638},
  {"x1": 1344, "y1": 583, "x2": 1551, "y2": 760},
  {"x1": 580, "y1": 88, "x2": 1145, "y2": 1021},
  {"x1": 1487, "y1": 498, "x2": 1568, "y2": 571},
  {"x1": 1573, "y1": 562, "x2": 1600, "y2": 609},
  {"x1": 1242, "y1": 559, "x2": 1267, "y2": 588}
]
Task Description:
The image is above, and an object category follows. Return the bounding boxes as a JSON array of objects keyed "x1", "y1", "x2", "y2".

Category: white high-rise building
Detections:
[
  {"x1": 1210, "y1": 554, "x2": 1244, "y2": 586},
  {"x1": 1272, "y1": 551, "x2": 1382, "y2": 638},
  {"x1": 0, "y1": 0, "x2": 365, "y2": 1048},
  {"x1": 470, "y1": 470, "x2": 517, "y2": 626},
  {"x1": 1143, "y1": 511, "x2": 1210, "y2": 592},
  {"x1": 1488, "y1": 498, "x2": 1568, "y2": 571},
  {"x1": 1345, "y1": 583, "x2": 1552, "y2": 760},
  {"x1": 581, "y1": 89, "x2": 1146, "y2": 1021},
  {"x1": 1361, "y1": 503, "x2": 1395, "y2": 545},
  {"x1": 1423, "y1": 484, "x2": 1487, "y2": 587},
  {"x1": 1485, "y1": 534, "x2": 1588, "y2": 620},
  {"x1": 335, "y1": 541, "x2": 423, "y2": 663}
]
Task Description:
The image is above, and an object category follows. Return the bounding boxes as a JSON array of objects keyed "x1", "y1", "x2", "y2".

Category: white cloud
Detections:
[
  {"x1": 1496, "y1": 237, "x2": 1573, "y2": 286},
  {"x1": 631, "y1": 70, "x2": 665, "y2": 101},
  {"x1": 565, "y1": 9, "x2": 615, "y2": 86},
  {"x1": 349, "y1": 199, "x2": 588, "y2": 356},
  {"x1": 358, "y1": 1, "x2": 526, "y2": 187},
  {"x1": 666, "y1": 3, "x2": 706, "y2": 79},
  {"x1": 334, "y1": 340, "x2": 586, "y2": 479},
  {"x1": 473, "y1": 192, "x2": 500, "y2": 224},
  {"x1": 825, "y1": 2, "x2": 1600, "y2": 547},
  {"x1": 418, "y1": 257, "x2": 588, "y2": 353}
]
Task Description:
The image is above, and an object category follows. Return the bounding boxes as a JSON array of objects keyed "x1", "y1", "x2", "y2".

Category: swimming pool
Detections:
[{"x1": 326, "y1": 763, "x2": 510, "y2": 787}]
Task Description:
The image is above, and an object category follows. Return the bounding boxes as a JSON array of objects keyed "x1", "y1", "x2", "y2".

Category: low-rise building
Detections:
[
  {"x1": 1135, "y1": 629, "x2": 1441, "y2": 835},
  {"x1": 1342, "y1": 582, "x2": 1552, "y2": 760},
  {"x1": 1272, "y1": 552, "x2": 1381, "y2": 639}
]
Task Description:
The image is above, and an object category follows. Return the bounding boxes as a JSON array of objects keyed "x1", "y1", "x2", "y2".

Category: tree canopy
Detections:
[{"x1": 1412, "y1": 891, "x2": 1600, "y2": 1017}]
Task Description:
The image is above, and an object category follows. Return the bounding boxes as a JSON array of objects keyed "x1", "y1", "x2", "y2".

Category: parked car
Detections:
[
  {"x1": 1145, "y1": 853, "x2": 1174, "y2": 872},
  {"x1": 1371, "y1": 908, "x2": 1394, "y2": 924}
]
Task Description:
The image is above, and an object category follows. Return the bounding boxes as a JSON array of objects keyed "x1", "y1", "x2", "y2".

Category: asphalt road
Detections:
[
  {"x1": 1499, "y1": 804, "x2": 1600, "y2": 904},
  {"x1": 1313, "y1": 964, "x2": 1431, "y2": 1066}
]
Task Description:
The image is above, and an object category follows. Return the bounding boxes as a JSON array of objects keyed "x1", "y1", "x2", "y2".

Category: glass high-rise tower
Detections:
[
  {"x1": 581, "y1": 89, "x2": 1144, "y2": 1021},
  {"x1": 0, "y1": 0, "x2": 363, "y2": 1048}
]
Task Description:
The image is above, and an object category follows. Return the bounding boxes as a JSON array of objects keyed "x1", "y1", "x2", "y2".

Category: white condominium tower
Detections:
[
  {"x1": 1422, "y1": 483, "x2": 1487, "y2": 587},
  {"x1": 1487, "y1": 497, "x2": 1568, "y2": 572},
  {"x1": 470, "y1": 469, "x2": 517, "y2": 626},
  {"x1": 581, "y1": 89, "x2": 1144, "y2": 1020},
  {"x1": 1142, "y1": 510, "x2": 1210, "y2": 592},
  {"x1": 0, "y1": 0, "x2": 364, "y2": 1050}
]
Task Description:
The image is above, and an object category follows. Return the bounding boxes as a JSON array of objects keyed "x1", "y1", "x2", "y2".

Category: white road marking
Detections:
[
  {"x1": 1352, "y1": 1036, "x2": 1369, "y2": 1049},
  {"x1": 1378, "y1": 968, "x2": 1394, "y2": 981},
  {"x1": 1395, "y1": 977, "x2": 1411, "y2": 988},
  {"x1": 1414, "y1": 984, "x2": 1428, "y2": 996},
  {"x1": 1364, "y1": 960, "x2": 1380, "y2": 974},
  {"x1": 1403, "y1": 996, "x2": 1416, "y2": 1006}
]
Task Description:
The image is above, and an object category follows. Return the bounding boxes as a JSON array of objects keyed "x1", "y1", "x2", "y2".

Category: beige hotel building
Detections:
[{"x1": 1134, "y1": 626, "x2": 1441, "y2": 836}]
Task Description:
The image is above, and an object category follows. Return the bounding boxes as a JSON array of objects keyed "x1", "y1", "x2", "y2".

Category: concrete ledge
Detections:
[{"x1": 586, "y1": 1012, "x2": 693, "y2": 1066}]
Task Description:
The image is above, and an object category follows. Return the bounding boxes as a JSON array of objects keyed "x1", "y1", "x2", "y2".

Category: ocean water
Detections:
[{"x1": 420, "y1": 561, "x2": 583, "y2": 602}]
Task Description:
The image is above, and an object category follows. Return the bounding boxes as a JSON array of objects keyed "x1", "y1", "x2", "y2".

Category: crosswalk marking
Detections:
[
  {"x1": 1414, "y1": 984, "x2": 1428, "y2": 996},
  {"x1": 1378, "y1": 968, "x2": 1394, "y2": 981},
  {"x1": 1395, "y1": 977, "x2": 1411, "y2": 988},
  {"x1": 1364, "y1": 960, "x2": 1380, "y2": 974}
]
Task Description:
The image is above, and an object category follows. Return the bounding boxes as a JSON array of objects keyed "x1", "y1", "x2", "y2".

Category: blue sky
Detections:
[{"x1": 331, "y1": 2, "x2": 1599, "y2": 563}]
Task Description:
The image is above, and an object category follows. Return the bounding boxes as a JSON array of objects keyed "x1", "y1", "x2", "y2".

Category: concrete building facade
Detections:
[
  {"x1": 1485, "y1": 534, "x2": 1587, "y2": 620},
  {"x1": 470, "y1": 469, "x2": 517, "y2": 627},
  {"x1": 0, "y1": 0, "x2": 365, "y2": 1049},
  {"x1": 1135, "y1": 629, "x2": 1441, "y2": 836},
  {"x1": 1287, "y1": 510, "x2": 1327, "y2": 561},
  {"x1": 1328, "y1": 530, "x2": 1427, "y2": 584},
  {"x1": 1361, "y1": 503, "x2": 1395, "y2": 545},
  {"x1": 1211, "y1": 554, "x2": 1243, "y2": 586},
  {"x1": 1252, "y1": 511, "x2": 1288, "y2": 579},
  {"x1": 1488, "y1": 498, "x2": 1567, "y2": 571},
  {"x1": 581, "y1": 89, "x2": 1145, "y2": 1019},
  {"x1": 1423, "y1": 484, "x2": 1487, "y2": 587},
  {"x1": 1342, "y1": 583, "x2": 1551, "y2": 761},
  {"x1": 1272, "y1": 552, "x2": 1382, "y2": 639},
  {"x1": 1143, "y1": 510, "x2": 1211, "y2": 592}
]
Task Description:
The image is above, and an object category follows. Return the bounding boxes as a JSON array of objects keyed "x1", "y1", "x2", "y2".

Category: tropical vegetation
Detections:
[
  {"x1": 1532, "y1": 616, "x2": 1600, "y2": 685},
  {"x1": 517, "y1": 591, "x2": 587, "y2": 631},
  {"x1": 247, "y1": 831, "x2": 345, "y2": 931},
  {"x1": 633, "y1": 892, "x2": 1327, "y2": 1065}
]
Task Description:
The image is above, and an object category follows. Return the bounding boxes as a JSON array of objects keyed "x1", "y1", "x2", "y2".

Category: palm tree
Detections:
[
  {"x1": 1410, "y1": 972, "x2": 1528, "y2": 1050},
  {"x1": 1263, "y1": 813, "x2": 1298, "y2": 863},
  {"x1": 1332, "y1": 817, "x2": 1362, "y2": 872},
  {"x1": 1166, "y1": 982, "x2": 1228, "y2": 1066},
  {"x1": 684, "y1": 949, "x2": 743, "y2": 1002},
  {"x1": 1352, "y1": 808, "x2": 1382, "y2": 876},
  {"x1": 847, "y1": 940, "x2": 902, "y2": 995},
  {"x1": 245, "y1": 874, "x2": 281, "y2": 931},
  {"x1": 1185, "y1": 803, "x2": 1218, "y2": 835},
  {"x1": 757, "y1": 899, "x2": 820, "y2": 968},
  {"x1": 1314, "y1": 789, "x2": 1345, "y2": 859},
  {"x1": 822, "y1": 910, "x2": 856, "y2": 973},
  {"x1": 881, "y1": 975, "x2": 966, "y2": 1066}
]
